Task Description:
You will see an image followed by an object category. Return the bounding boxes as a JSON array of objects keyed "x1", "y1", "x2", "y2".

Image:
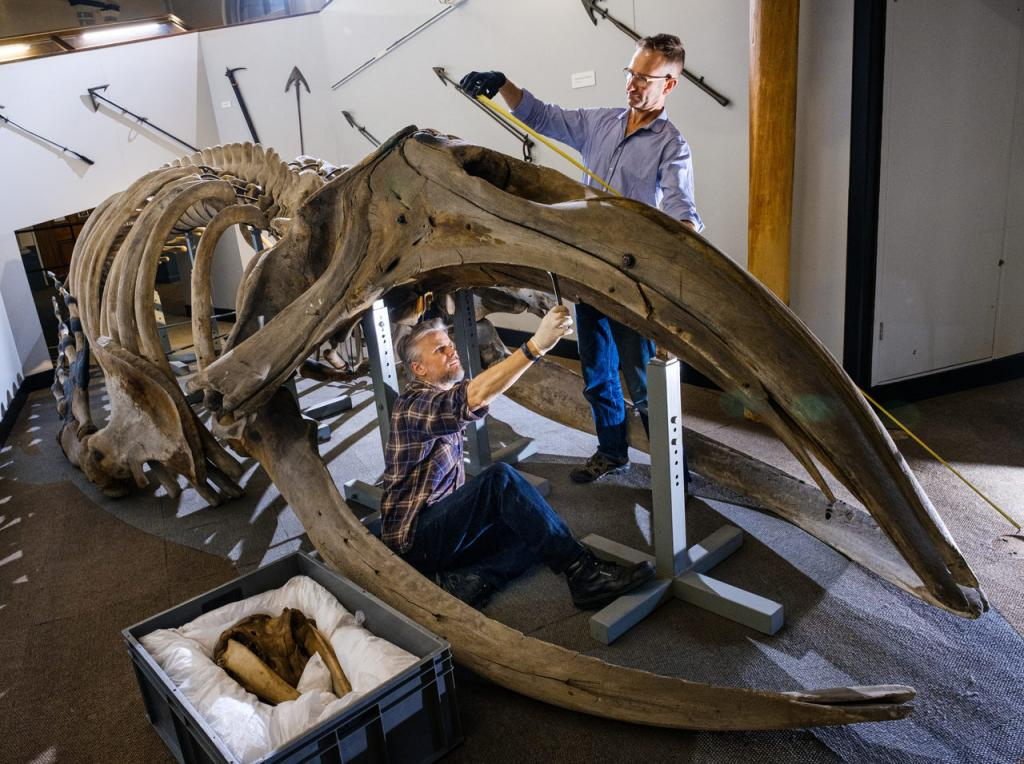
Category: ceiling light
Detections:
[
  {"x1": 0, "y1": 43, "x2": 31, "y2": 61},
  {"x1": 78, "y1": 22, "x2": 162, "y2": 45}
]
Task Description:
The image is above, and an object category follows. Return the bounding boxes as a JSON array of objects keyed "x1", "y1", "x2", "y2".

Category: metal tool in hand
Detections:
[
  {"x1": 87, "y1": 85, "x2": 198, "y2": 152},
  {"x1": 433, "y1": 66, "x2": 534, "y2": 162},
  {"x1": 0, "y1": 105, "x2": 94, "y2": 165},
  {"x1": 579, "y1": 0, "x2": 731, "y2": 107},
  {"x1": 549, "y1": 271, "x2": 562, "y2": 305},
  {"x1": 285, "y1": 66, "x2": 311, "y2": 155},
  {"x1": 225, "y1": 66, "x2": 261, "y2": 143}
]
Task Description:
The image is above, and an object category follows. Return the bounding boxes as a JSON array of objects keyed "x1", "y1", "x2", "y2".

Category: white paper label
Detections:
[
  {"x1": 221, "y1": 101, "x2": 231, "y2": 109},
  {"x1": 571, "y1": 70, "x2": 596, "y2": 89}
]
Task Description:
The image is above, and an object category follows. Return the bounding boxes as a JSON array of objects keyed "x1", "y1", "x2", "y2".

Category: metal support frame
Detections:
[
  {"x1": 304, "y1": 396, "x2": 353, "y2": 420},
  {"x1": 452, "y1": 291, "x2": 491, "y2": 470},
  {"x1": 452, "y1": 292, "x2": 547, "y2": 495},
  {"x1": 342, "y1": 300, "x2": 399, "y2": 517},
  {"x1": 364, "y1": 300, "x2": 400, "y2": 445},
  {"x1": 581, "y1": 357, "x2": 784, "y2": 644}
]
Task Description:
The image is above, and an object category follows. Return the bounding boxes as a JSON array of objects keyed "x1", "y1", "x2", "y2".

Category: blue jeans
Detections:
[
  {"x1": 402, "y1": 463, "x2": 583, "y2": 590},
  {"x1": 575, "y1": 302, "x2": 656, "y2": 461}
]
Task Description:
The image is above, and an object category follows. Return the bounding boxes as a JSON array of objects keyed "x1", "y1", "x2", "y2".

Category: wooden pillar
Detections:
[{"x1": 748, "y1": 0, "x2": 800, "y2": 304}]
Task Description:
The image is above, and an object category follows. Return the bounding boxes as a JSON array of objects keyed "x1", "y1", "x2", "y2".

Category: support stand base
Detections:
[
  {"x1": 581, "y1": 513, "x2": 782, "y2": 644},
  {"x1": 305, "y1": 395, "x2": 353, "y2": 420}
]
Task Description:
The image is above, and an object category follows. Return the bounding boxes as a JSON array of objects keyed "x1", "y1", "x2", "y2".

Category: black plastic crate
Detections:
[{"x1": 123, "y1": 552, "x2": 462, "y2": 764}]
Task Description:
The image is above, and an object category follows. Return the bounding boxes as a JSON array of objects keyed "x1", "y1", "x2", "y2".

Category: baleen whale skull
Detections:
[{"x1": 50, "y1": 129, "x2": 988, "y2": 730}]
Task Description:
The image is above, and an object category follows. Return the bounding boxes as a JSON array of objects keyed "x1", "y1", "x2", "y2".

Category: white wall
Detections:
[
  {"x1": 316, "y1": 0, "x2": 749, "y2": 333},
  {"x1": 197, "y1": 12, "x2": 339, "y2": 290},
  {"x1": 0, "y1": 32, "x2": 214, "y2": 414},
  {"x1": 993, "y1": 12, "x2": 1024, "y2": 358},
  {"x1": 199, "y1": 13, "x2": 337, "y2": 164},
  {"x1": 791, "y1": 0, "x2": 854, "y2": 356},
  {"x1": 635, "y1": 0, "x2": 749, "y2": 260},
  {"x1": 318, "y1": 0, "x2": 748, "y2": 257},
  {"x1": 873, "y1": 0, "x2": 1023, "y2": 384}
]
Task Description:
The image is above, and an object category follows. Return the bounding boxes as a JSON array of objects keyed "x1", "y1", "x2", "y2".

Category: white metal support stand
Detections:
[
  {"x1": 580, "y1": 357, "x2": 784, "y2": 644},
  {"x1": 451, "y1": 292, "x2": 549, "y2": 496},
  {"x1": 341, "y1": 300, "x2": 399, "y2": 519}
]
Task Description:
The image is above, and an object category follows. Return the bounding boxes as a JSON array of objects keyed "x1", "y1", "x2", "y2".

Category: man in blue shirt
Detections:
[{"x1": 461, "y1": 34, "x2": 703, "y2": 483}]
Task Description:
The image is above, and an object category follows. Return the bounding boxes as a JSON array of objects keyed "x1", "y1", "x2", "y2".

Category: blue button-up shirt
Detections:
[{"x1": 512, "y1": 89, "x2": 703, "y2": 231}]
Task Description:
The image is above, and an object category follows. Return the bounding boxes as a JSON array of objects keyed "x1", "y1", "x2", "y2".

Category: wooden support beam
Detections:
[{"x1": 749, "y1": 0, "x2": 800, "y2": 304}]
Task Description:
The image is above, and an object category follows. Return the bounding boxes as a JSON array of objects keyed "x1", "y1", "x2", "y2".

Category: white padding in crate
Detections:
[{"x1": 141, "y1": 574, "x2": 419, "y2": 763}]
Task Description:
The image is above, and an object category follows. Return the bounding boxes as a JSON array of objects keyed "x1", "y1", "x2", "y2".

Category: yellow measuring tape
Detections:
[
  {"x1": 477, "y1": 95, "x2": 623, "y2": 196},
  {"x1": 861, "y1": 390, "x2": 1020, "y2": 530},
  {"x1": 476, "y1": 93, "x2": 1019, "y2": 531}
]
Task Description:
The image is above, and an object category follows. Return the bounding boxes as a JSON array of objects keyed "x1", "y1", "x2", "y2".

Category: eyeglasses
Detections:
[{"x1": 623, "y1": 67, "x2": 675, "y2": 87}]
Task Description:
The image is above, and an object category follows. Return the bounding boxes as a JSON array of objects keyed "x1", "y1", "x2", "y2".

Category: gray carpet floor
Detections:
[{"x1": 1, "y1": 371, "x2": 1022, "y2": 763}]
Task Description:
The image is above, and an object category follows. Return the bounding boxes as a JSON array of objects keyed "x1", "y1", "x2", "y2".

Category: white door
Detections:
[{"x1": 872, "y1": 0, "x2": 1021, "y2": 385}]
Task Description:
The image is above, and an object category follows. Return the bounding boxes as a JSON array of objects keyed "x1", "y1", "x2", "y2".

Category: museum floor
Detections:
[{"x1": 1, "y1": 367, "x2": 1022, "y2": 763}]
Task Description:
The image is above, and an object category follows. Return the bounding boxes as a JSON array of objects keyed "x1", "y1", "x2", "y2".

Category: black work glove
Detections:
[{"x1": 459, "y1": 70, "x2": 506, "y2": 98}]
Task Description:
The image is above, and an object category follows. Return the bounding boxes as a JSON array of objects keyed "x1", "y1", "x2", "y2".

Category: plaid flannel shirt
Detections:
[{"x1": 380, "y1": 379, "x2": 488, "y2": 553}]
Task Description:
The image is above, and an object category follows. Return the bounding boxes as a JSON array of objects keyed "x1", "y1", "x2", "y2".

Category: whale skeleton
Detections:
[{"x1": 52, "y1": 129, "x2": 989, "y2": 729}]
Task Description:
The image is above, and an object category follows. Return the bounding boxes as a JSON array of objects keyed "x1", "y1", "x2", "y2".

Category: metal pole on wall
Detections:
[{"x1": 748, "y1": 0, "x2": 799, "y2": 305}]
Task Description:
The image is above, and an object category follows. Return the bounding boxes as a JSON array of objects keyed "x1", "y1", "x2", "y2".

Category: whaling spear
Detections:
[
  {"x1": 87, "y1": 85, "x2": 198, "y2": 152},
  {"x1": 0, "y1": 105, "x2": 95, "y2": 165},
  {"x1": 433, "y1": 66, "x2": 534, "y2": 162},
  {"x1": 225, "y1": 66, "x2": 261, "y2": 143},
  {"x1": 331, "y1": 0, "x2": 467, "y2": 91},
  {"x1": 579, "y1": 0, "x2": 731, "y2": 107},
  {"x1": 285, "y1": 66, "x2": 310, "y2": 155},
  {"x1": 342, "y1": 110, "x2": 380, "y2": 147}
]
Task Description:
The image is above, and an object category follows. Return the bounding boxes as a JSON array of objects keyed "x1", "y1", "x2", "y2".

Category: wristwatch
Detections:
[{"x1": 520, "y1": 341, "x2": 540, "y2": 362}]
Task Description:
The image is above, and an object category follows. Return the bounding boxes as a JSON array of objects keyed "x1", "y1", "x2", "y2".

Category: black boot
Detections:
[
  {"x1": 564, "y1": 551, "x2": 655, "y2": 610},
  {"x1": 436, "y1": 570, "x2": 493, "y2": 609}
]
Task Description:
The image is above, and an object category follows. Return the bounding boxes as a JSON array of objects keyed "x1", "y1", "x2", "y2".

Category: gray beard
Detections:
[{"x1": 439, "y1": 366, "x2": 466, "y2": 386}]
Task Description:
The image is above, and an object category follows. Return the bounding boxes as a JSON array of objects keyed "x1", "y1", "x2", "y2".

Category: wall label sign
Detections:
[{"x1": 571, "y1": 70, "x2": 596, "y2": 89}]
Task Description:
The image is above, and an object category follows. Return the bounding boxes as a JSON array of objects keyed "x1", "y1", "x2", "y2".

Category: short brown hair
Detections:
[{"x1": 637, "y1": 33, "x2": 685, "y2": 72}]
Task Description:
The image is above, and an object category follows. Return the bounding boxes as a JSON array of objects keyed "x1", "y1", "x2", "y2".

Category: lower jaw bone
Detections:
[
  {"x1": 242, "y1": 389, "x2": 914, "y2": 730},
  {"x1": 58, "y1": 132, "x2": 985, "y2": 730}
]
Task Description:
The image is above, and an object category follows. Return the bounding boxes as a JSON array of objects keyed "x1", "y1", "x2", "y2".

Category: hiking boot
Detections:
[
  {"x1": 569, "y1": 452, "x2": 629, "y2": 483},
  {"x1": 436, "y1": 570, "x2": 493, "y2": 609},
  {"x1": 564, "y1": 551, "x2": 655, "y2": 610}
]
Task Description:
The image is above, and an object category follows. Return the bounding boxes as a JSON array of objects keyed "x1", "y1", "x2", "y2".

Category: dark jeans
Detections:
[
  {"x1": 402, "y1": 463, "x2": 583, "y2": 591},
  {"x1": 575, "y1": 301, "x2": 656, "y2": 461}
]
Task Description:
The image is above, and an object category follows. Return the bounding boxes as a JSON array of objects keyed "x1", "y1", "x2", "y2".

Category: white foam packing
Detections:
[{"x1": 140, "y1": 574, "x2": 419, "y2": 763}]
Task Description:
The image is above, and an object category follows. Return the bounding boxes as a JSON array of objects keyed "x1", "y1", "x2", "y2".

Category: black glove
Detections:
[{"x1": 459, "y1": 70, "x2": 506, "y2": 98}]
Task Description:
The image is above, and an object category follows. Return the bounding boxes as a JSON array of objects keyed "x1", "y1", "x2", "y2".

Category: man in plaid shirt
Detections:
[{"x1": 381, "y1": 305, "x2": 655, "y2": 609}]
